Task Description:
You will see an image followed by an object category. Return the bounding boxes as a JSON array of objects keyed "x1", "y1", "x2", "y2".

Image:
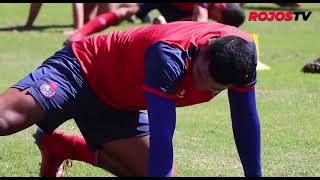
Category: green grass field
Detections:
[{"x1": 0, "y1": 3, "x2": 319, "y2": 177}]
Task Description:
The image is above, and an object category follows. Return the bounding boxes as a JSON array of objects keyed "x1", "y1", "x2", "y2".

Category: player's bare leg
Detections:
[
  {"x1": 64, "y1": 3, "x2": 98, "y2": 36},
  {"x1": 24, "y1": 3, "x2": 43, "y2": 29},
  {"x1": 73, "y1": 3, "x2": 84, "y2": 29},
  {"x1": 115, "y1": 5, "x2": 139, "y2": 22},
  {"x1": 96, "y1": 3, "x2": 116, "y2": 15},
  {"x1": 64, "y1": 3, "x2": 85, "y2": 36},
  {"x1": 67, "y1": 5, "x2": 139, "y2": 42},
  {"x1": 84, "y1": 3, "x2": 98, "y2": 23},
  {"x1": 0, "y1": 88, "x2": 44, "y2": 136},
  {"x1": 98, "y1": 135, "x2": 177, "y2": 176}
]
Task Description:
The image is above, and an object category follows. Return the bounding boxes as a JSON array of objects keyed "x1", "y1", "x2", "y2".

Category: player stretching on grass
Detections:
[
  {"x1": 136, "y1": 3, "x2": 245, "y2": 26},
  {"x1": 66, "y1": 3, "x2": 140, "y2": 43},
  {"x1": 0, "y1": 21, "x2": 262, "y2": 177},
  {"x1": 66, "y1": 3, "x2": 245, "y2": 43}
]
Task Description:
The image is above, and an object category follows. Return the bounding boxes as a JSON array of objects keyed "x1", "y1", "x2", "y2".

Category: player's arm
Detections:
[
  {"x1": 143, "y1": 42, "x2": 186, "y2": 176},
  {"x1": 227, "y1": 41, "x2": 262, "y2": 176},
  {"x1": 144, "y1": 92, "x2": 176, "y2": 177},
  {"x1": 228, "y1": 86, "x2": 262, "y2": 177},
  {"x1": 192, "y1": 3, "x2": 209, "y2": 22}
]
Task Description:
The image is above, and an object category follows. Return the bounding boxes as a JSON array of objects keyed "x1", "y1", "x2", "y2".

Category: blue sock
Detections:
[{"x1": 34, "y1": 128, "x2": 45, "y2": 145}]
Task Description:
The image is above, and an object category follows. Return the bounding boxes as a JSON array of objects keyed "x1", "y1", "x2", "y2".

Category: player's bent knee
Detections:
[
  {"x1": 0, "y1": 111, "x2": 23, "y2": 136},
  {"x1": 0, "y1": 91, "x2": 42, "y2": 136},
  {"x1": 0, "y1": 111, "x2": 22, "y2": 136},
  {"x1": 0, "y1": 100, "x2": 12, "y2": 135},
  {"x1": 0, "y1": 110, "x2": 39, "y2": 136},
  {"x1": 0, "y1": 117, "x2": 10, "y2": 136}
]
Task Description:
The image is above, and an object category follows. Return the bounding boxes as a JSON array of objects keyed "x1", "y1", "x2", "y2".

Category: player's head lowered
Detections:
[
  {"x1": 208, "y1": 3, "x2": 245, "y2": 27},
  {"x1": 192, "y1": 35, "x2": 255, "y2": 93}
]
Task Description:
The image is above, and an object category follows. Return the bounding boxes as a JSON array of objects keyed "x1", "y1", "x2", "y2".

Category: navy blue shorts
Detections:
[{"x1": 11, "y1": 44, "x2": 150, "y2": 150}]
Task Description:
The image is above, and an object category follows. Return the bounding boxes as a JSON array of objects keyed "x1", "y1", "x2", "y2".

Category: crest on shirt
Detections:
[{"x1": 40, "y1": 82, "x2": 58, "y2": 98}]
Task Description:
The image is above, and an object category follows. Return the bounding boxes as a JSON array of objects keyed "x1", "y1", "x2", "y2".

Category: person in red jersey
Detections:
[
  {"x1": 63, "y1": 3, "x2": 139, "y2": 36},
  {"x1": 136, "y1": 3, "x2": 245, "y2": 27},
  {"x1": 67, "y1": 3, "x2": 245, "y2": 43},
  {"x1": 0, "y1": 21, "x2": 261, "y2": 177}
]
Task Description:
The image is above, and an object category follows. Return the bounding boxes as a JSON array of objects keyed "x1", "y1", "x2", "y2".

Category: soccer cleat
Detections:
[
  {"x1": 56, "y1": 159, "x2": 73, "y2": 177},
  {"x1": 301, "y1": 58, "x2": 320, "y2": 73},
  {"x1": 152, "y1": 16, "x2": 167, "y2": 24},
  {"x1": 33, "y1": 129, "x2": 73, "y2": 177}
]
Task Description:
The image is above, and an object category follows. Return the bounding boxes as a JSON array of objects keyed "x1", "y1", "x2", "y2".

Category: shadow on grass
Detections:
[{"x1": 0, "y1": 24, "x2": 73, "y2": 32}]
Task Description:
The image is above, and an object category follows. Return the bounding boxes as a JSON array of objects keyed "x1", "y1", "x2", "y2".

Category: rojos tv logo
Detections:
[{"x1": 248, "y1": 11, "x2": 312, "y2": 21}]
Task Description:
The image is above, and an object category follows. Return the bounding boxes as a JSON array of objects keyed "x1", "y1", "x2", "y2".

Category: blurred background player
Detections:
[
  {"x1": 66, "y1": 3, "x2": 245, "y2": 43},
  {"x1": 66, "y1": 3, "x2": 140, "y2": 42},
  {"x1": 81, "y1": 3, "x2": 136, "y2": 23},
  {"x1": 64, "y1": 3, "x2": 137, "y2": 36},
  {"x1": 20, "y1": 3, "x2": 137, "y2": 33},
  {"x1": 135, "y1": 3, "x2": 245, "y2": 27},
  {"x1": 24, "y1": 3, "x2": 42, "y2": 29},
  {"x1": 23, "y1": 3, "x2": 84, "y2": 30}
]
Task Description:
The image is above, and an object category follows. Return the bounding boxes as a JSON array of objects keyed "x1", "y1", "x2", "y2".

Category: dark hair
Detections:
[
  {"x1": 222, "y1": 4, "x2": 245, "y2": 27},
  {"x1": 204, "y1": 35, "x2": 255, "y2": 86}
]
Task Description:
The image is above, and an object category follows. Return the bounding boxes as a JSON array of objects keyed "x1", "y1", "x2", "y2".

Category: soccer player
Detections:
[
  {"x1": 0, "y1": 21, "x2": 262, "y2": 177},
  {"x1": 67, "y1": 3, "x2": 245, "y2": 43},
  {"x1": 136, "y1": 3, "x2": 245, "y2": 27},
  {"x1": 64, "y1": 3, "x2": 139, "y2": 37},
  {"x1": 67, "y1": 3, "x2": 140, "y2": 42}
]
